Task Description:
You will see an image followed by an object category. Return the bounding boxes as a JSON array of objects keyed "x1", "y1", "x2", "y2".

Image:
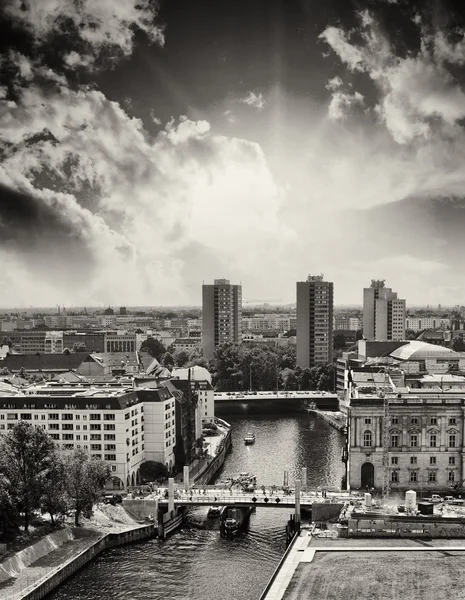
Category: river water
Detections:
[{"x1": 47, "y1": 405, "x2": 344, "y2": 600}]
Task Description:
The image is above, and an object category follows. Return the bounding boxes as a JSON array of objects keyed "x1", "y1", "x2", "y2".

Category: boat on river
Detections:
[
  {"x1": 220, "y1": 506, "x2": 253, "y2": 537},
  {"x1": 207, "y1": 506, "x2": 225, "y2": 518},
  {"x1": 244, "y1": 432, "x2": 256, "y2": 445}
]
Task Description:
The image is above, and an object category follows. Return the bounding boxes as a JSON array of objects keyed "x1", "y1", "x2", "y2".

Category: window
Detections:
[
  {"x1": 90, "y1": 434, "x2": 101, "y2": 441},
  {"x1": 391, "y1": 417, "x2": 399, "y2": 425},
  {"x1": 90, "y1": 414, "x2": 101, "y2": 421},
  {"x1": 449, "y1": 418, "x2": 457, "y2": 426},
  {"x1": 410, "y1": 471, "x2": 417, "y2": 483},
  {"x1": 90, "y1": 424, "x2": 101, "y2": 431},
  {"x1": 104, "y1": 424, "x2": 115, "y2": 431},
  {"x1": 391, "y1": 457, "x2": 398, "y2": 466},
  {"x1": 49, "y1": 414, "x2": 59, "y2": 420},
  {"x1": 91, "y1": 444, "x2": 102, "y2": 451},
  {"x1": 449, "y1": 456, "x2": 456, "y2": 466},
  {"x1": 411, "y1": 417, "x2": 418, "y2": 425},
  {"x1": 363, "y1": 431, "x2": 372, "y2": 447},
  {"x1": 390, "y1": 434, "x2": 399, "y2": 448},
  {"x1": 62, "y1": 414, "x2": 73, "y2": 420},
  {"x1": 105, "y1": 454, "x2": 116, "y2": 461},
  {"x1": 104, "y1": 414, "x2": 115, "y2": 420},
  {"x1": 20, "y1": 414, "x2": 32, "y2": 420},
  {"x1": 430, "y1": 435, "x2": 437, "y2": 448},
  {"x1": 430, "y1": 456, "x2": 436, "y2": 466},
  {"x1": 410, "y1": 457, "x2": 417, "y2": 465},
  {"x1": 428, "y1": 471, "x2": 436, "y2": 483},
  {"x1": 50, "y1": 433, "x2": 59, "y2": 440},
  {"x1": 62, "y1": 424, "x2": 73, "y2": 430},
  {"x1": 364, "y1": 418, "x2": 372, "y2": 425},
  {"x1": 104, "y1": 434, "x2": 116, "y2": 440},
  {"x1": 34, "y1": 415, "x2": 39, "y2": 420},
  {"x1": 430, "y1": 417, "x2": 437, "y2": 425},
  {"x1": 410, "y1": 435, "x2": 418, "y2": 448},
  {"x1": 391, "y1": 471, "x2": 398, "y2": 483},
  {"x1": 62, "y1": 434, "x2": 74, "y2": 441},
  {"x1": 449, "y1": 471, "x2": 455, "y2": 483},
  {"x1": 7, "y1": 414, "x2": 17, "y2": 420},
  {"x1": 49, "y1": 424, "x2": 59, "y2": 430},
  {"x1": 449, "y1": 435, "x2": 456, "y2": 448},
  {"x1": 105, "y1": 444, "x2": 116, "y2": 451}
]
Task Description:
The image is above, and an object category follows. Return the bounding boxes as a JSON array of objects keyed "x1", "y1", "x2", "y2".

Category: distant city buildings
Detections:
[
  {"x1": 363, "y1": 279, "x2": 405, "y2": 341},
  {"x1": 296, "y1": 274, "x2": 334, "y2": 368},
  {"x1": 406, "y1": 317, "x2": 450, "y2": 332},
  {"x1": 202, "y1": 279, "x2": 242, "y2": 359}
]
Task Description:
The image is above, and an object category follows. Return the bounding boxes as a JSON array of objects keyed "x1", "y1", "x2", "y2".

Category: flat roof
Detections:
[{"x1": 275, "y1": 538, "x2": 465, "y2": 600}]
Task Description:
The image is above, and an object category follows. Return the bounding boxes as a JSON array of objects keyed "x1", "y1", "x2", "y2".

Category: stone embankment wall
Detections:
[
  {"x1": 0, "y1": 529, "x2": 74, "y2": 584},
  {"x1": 12, "y1": 525, "x2": 156, "y2": 600},
  {"x1": 123, "y1": 499, "x2": 159, "y2": 521},
  {"x1": 194, "y1": 427, "x2": 232, "y2": 485}
]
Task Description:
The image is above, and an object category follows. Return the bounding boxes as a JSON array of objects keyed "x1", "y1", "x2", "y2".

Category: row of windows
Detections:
[
  {"x1": 2, "y1": 413, "x2": 118, "y2": 421},
  {"x1": 391, "y1": 456, "x2": 456, "y2": 466},
  {"x1": 364, "y1": 417, "x2": 457, "y2": 426},
  {"x1": 363, "y1": 430, "x2": 458, "y2": 448},
  {"x1": 391, "y1": 470, "x2": 455, "y2": 483}
]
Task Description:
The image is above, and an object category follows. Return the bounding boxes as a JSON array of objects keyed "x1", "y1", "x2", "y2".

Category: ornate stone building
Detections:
[{"x1": 349, "y1": 391, "x2": 464, "y2": 492}]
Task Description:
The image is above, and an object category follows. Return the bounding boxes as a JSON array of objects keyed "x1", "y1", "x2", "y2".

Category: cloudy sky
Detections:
[{"x1": 1, "y1": 0, "x2": 465, "y2": 308}]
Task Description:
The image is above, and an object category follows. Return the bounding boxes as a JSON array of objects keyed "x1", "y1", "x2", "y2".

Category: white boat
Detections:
[{"x1": 244, "y1": 432, "x2": 255, "y2": 445}]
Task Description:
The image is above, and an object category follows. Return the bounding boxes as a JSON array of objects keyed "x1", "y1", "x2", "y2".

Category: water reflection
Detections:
[{"x1": 48, "y1": 411, "x2": 344, "y2": 600}]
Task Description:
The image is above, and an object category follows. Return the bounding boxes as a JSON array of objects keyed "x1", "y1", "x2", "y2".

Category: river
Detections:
[{"x1": 47, "y1": 406, "x2": 345, "y2": 600}]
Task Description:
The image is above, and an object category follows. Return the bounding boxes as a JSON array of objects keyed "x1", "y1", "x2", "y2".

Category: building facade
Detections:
[
  {"x1": 363, "y1": 280, "x2": 406, "y2": 341},
  {"x1": 202, "y1": 279, "x2": 242, "y2": 359},
  {"x1": 104, "y1": 332, "x2": 137, "y2": 353},
  {"x1": 349, "y1": 392, "x2": 464, "y2": 492},
  {"x1": 0, "y1": 383, "x2": 176, "y2": 489},
  {"x1": 296, "y1": 275, "x2": 333, "y2": 368}
]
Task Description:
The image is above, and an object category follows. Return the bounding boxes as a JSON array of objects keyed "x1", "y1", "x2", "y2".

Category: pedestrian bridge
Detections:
[
  {"x1": 214, "y1": 391, "x2": 337, "y2": 402},
  {"x1": 150, "y1": 485, "x2": 350, "y2": 510}
]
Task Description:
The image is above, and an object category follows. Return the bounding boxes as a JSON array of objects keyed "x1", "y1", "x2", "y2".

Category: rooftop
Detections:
[{"x1": 390, "y1": 341, "x2": 459, "y2": 361}]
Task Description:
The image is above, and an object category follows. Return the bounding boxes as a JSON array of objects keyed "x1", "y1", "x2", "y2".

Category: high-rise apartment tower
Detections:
[
  {"x1": 202, "y1": 279, "x2": 242, "y2": 359},
  {"x1": 296, "y1": 275, "x2": 334, "y2": 368},
  {"x1": 363, "y1": 280, "x2": 406, "y2": 341}
]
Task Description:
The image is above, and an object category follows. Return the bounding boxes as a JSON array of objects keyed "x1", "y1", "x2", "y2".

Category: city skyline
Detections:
[{"x1": 1, "y1": 1, "x2": 465, "y2": 307}]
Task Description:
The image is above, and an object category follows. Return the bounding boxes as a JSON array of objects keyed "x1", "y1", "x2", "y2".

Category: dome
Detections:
[{"x1": 390, "y1": 341, "x2": 458, "y2": 361}]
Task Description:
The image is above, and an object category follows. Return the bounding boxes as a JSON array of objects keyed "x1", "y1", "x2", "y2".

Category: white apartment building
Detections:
[
  {"x1": 45, "y1": 331, "x2": 63, "y2": 353},
  {"x1": 406, "y1": 317, "x2": 450, "y2": 332},
  {"x1": 363, "y1": 280, "x2": 406, "y2": 341},
  {"x1": 242, "y1": 315, "x2": 292, "y2": 332},
  {"x1": 0, "y1": 383, "x2": 176, "y2": 489}
]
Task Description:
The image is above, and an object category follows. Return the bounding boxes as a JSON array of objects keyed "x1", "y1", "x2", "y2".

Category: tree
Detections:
[
  {"x1": 65, "y1": 449, "x2": 110, "y2": 526},
  {"x1": 72, "y1": 342, "x2": 87, "y2": 353},
  {"x1": 0, "y1": 473, "x2": 19, "y2": 540},
  {"x1": 0, "y1": 422, "x2": 56, "y2": 532},
  {"x1": 0, "y1": 337, "x2": 12, "y2": 347},
  {"x1": 140, "y1": 338, "x2": 166, "y2": 361},
  {"x1": 161, "y1": 352, "x2": 174, "y2": 368},
  {"x1": 40, "y1": 451, "x2": 69, "y2": 524},
  {"x1": 451, "y1": 335, "x2": 465, "y2": 352},
  {"x1": 355, "y1": 330, "x2": 364, "y2": 341},
  {"x1": 405, "y1": 329, "x2": 418, "y2": 340},
  {"x1": 139, "y1": 461, "x2": 169, "y2": 483},
  {"x1": 63, "y1": 348, "x2": 71, "y2": 355},
  {"x1": 173, "y1": 350, "x2": 189, "y2": 368},
  {"x1": 333, "y1": 333, "x2": 347, "y2": 350}
]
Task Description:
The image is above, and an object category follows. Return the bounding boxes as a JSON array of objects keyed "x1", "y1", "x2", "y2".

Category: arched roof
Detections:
[{"x1": 390, "y1": 341, "x2": 458, "y2": 361}]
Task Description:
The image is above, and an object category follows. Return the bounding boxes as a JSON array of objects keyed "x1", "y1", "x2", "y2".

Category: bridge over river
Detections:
[
  {"x1": 153, "y1": 485, "x2": 351, "y2": 510},
  {"x1": 214, "y1": 390, "x2": 338, "y2": 406}
]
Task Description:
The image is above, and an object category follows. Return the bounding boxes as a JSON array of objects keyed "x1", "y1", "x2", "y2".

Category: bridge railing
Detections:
[{"x1": 157, "y1": 493, "x2": 301, "y2": 505}]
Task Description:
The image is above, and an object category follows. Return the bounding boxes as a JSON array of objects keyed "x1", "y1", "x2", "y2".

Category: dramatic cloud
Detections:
[
  {"x1": 2, "y1": 0, "x2": 164, "y2": 68},
  {"x1": 241, "y1": 91, "x2": 266, "y2": 111},
  {"x1": 328, "y1": 91, "x2": 364, "y2": 120},
  {"x1": 320, "y1": 9, "x2": 465, "y2": 143}
]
